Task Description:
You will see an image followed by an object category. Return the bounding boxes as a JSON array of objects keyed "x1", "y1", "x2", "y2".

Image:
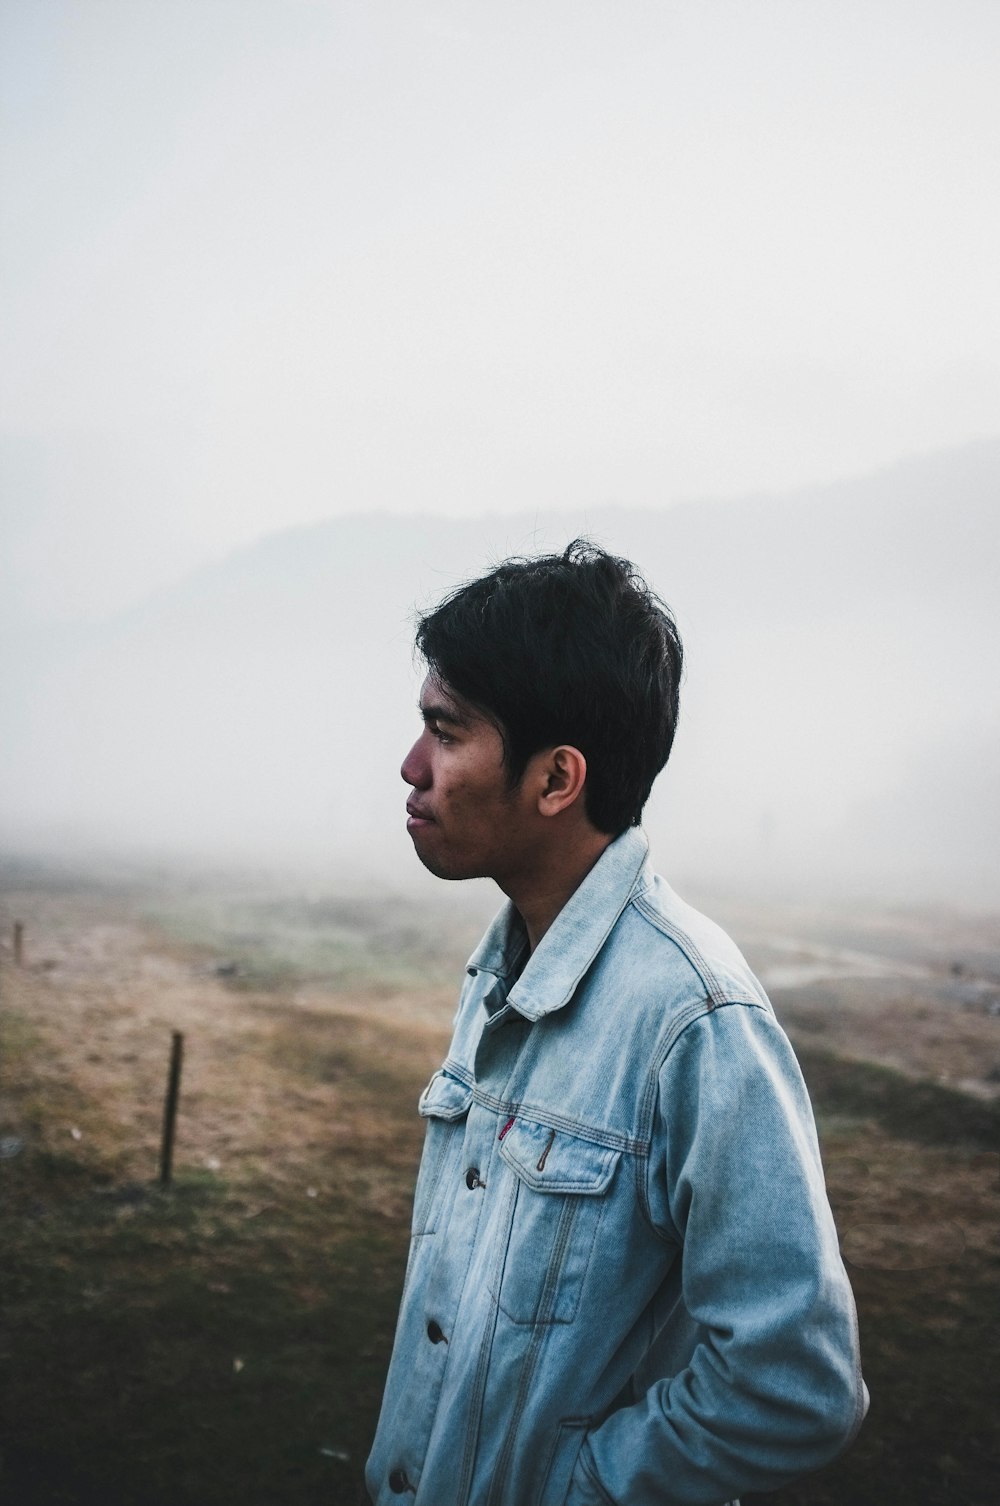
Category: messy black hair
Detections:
[{"x1": 415, "y1": 539, "x2": 683, "y2": 835}]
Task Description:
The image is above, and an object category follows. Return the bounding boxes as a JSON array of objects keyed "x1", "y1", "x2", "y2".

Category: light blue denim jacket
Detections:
[{"x1": 366, "y1": 828, "x2": 867, "y2": 1506}]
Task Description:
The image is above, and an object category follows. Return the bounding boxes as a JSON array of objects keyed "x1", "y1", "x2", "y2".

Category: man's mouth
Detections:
[{"x1": 406, "y1": 801, "x2": 434, "y2": 830}]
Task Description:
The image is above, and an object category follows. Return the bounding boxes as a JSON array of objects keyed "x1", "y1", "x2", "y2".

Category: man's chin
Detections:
[{"x1": 409, "y1": 834, "x2": 482, "y2": 882}]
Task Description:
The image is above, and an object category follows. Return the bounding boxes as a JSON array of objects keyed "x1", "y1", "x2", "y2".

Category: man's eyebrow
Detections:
[{"x1": 419, "y1": 700, "x2": 472, "y2": 728}]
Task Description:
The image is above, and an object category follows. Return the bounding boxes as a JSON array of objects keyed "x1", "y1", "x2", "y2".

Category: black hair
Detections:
[{"x1": 415, "y1": 539, "x2": 683, "y2": 835}]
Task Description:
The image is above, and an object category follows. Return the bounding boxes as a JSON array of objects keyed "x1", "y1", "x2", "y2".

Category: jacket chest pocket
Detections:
[
  {"x1": 411, "y1": 1069, "x2": 473, "y2": 1236},
  {"x1": 490, "y1": 1117, "x2": 620, "y2": 1325}
]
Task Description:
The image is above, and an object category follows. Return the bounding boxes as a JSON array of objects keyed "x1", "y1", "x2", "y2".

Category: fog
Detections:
[
  {"x1": 2, "y1": 3, "x2": 998, "y2": 907},
  {"x1": 3, "y1": 441, "x2": 997, "y2": 908}
]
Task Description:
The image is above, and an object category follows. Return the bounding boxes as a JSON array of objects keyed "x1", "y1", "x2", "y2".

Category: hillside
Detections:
[{"x1": 2, "y1": 439, "x2": 997, "y2": 902}]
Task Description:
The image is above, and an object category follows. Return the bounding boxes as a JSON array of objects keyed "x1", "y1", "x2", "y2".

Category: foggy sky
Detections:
[{"x1": 3, "y1": 0, "x2": 999, "y2": 622}]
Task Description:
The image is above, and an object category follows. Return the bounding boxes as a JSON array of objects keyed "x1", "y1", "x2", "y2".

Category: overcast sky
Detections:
[{"x1": 2, "y1": 0, "x2": 998, "y2": 621}]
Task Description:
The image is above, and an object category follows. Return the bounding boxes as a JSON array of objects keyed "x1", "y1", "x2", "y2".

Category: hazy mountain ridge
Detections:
[{"x1": 3, "y1": 440, "x2": 998, "y2": 903}]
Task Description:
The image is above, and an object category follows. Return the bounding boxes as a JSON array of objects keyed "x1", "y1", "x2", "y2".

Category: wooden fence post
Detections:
[
  {"x1": 13, "y1": 922, "x2": 24, "y2": 966},
  {"x1": 159, "y1": 1031, "x2": 184, "y2": 1187}
]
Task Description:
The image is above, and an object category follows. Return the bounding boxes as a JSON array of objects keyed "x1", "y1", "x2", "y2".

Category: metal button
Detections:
[
  {"x1": 427, "y1": 1319, "x2": 445, "y2": 1344},
  {"x1": 465, "y1": 1167, "x2": 481, "y2": 1190},
  {"x1": 388, "y1": 1467, "x2": 411, "y2": 1493}
]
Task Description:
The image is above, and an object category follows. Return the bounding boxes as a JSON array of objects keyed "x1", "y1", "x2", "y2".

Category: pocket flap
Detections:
[
  {"x1": 499, "y1": 1118, "x2": 620, "y2": 1194},
  {"x1": 419, "y1": 1069, "x2": 474, "y2": 1121}
]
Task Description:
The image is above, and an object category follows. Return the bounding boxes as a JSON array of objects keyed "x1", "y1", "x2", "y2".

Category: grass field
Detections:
[{"x1": 1, "y1": 865, "x2": 997, "y2": 1505}]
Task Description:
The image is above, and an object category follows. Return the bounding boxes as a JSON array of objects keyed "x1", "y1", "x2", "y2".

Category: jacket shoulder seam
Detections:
[
  {"x1": 636, "y1": 998, "x2": 772, "y2": 1242},
  {"x1": 630, "y1": 892, "x2": 762, "y2": 1011}
]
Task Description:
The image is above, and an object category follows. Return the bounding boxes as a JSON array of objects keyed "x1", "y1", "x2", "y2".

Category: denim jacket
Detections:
[{"x1": 366, "y1": 828, "x2": 867, "y2": 1506}]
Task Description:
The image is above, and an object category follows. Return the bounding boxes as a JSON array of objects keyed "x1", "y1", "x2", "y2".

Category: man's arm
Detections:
[{"x1": 569, "y1": 1002, "x2": 867, "y2": 1506}]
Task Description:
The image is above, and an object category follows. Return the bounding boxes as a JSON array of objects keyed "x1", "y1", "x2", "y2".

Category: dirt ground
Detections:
[
  {"x1": 0, "y1": 887, "x2": 452, "y2": 1197},
  {"x1": 1, "y1": 871, "x2": 998, "y2": 1505}
]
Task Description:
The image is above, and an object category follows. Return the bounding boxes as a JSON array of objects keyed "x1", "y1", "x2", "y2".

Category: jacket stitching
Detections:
[
  {"x1": 486, "y1": 1200, "x2": 575, "y2": 1503},
  {"x1": 508, "y1": 862, "x2": 650, "y2": 1021},
  {"x1": 632, "y1": 894, "x2": 766, "y2": 1012},
  {"x1": 457, "y1": 1175, "x2": 515, "y2": 1505},
  {"x1": 636, "y1": 999, "x2": 772, "y2": 1243},
  {"x1": 469, "y1": 1091, "x2": 649, "y2": 1154}
]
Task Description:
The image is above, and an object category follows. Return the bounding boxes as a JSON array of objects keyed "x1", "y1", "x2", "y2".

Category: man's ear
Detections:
[{"x1": 534, "y1": 745, "x2": 588, "y2": 818}]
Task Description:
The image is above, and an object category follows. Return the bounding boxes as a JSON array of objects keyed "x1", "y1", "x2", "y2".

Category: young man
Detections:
[{"x1": 366, "y1": 542, "x2": 866, "y2": 1506}]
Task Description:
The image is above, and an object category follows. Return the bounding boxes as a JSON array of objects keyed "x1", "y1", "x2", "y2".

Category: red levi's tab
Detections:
[{"x1": 498, "y1": 1116, "x2": 516, "y2": 1141}]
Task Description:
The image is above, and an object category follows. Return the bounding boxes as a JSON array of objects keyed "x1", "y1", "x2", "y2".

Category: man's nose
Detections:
[{"x1": 400, "y1": 737, "x2": 429, "y2": 789}]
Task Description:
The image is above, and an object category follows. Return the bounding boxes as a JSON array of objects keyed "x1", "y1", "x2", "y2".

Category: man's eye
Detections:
[{"x1": 430, "y1": 726, "x2": 453, "y2": 744}]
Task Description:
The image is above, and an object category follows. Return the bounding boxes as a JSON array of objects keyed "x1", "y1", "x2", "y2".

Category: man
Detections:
[{"x1": 366, "y1": 541, "x2": 866, "y2": 1506}]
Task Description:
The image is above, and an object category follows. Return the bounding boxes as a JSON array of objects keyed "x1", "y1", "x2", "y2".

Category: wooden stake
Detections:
[
  {"x1": 159, "y1": 1031, "x2": 184, "y2": 1187},
  {"x1": 13, "y1": 921, "x2": 24, "y2": 966}
]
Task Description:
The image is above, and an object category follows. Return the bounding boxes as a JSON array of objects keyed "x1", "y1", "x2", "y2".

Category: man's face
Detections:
[{"x1": 400, "y1": 675, "x2": 539, "y2": 883}]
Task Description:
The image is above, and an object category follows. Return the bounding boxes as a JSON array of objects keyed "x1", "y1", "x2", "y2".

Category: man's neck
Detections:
[{"x1": 501, "y1": 827, "x2": 614, "y2": 954}]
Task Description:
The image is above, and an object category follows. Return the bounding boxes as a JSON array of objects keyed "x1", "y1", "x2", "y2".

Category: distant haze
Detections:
[
  {"x1": 2, "y1": 2, "x2": 999, "y2": 621},
  {"x1": 2, "y1": 4, "x2": 998, "y2": 905},
  {"x1": 2, "y1": 442, "x2": 997, "y2": 908}
]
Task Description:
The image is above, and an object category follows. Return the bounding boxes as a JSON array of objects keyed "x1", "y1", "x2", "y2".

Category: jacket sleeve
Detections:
[{"x1": 569, "y1": 1001, "x2": 867, "y2": 1506}]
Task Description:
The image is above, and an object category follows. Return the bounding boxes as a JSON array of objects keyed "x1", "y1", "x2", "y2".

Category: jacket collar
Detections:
[{"x1": 466, "y1": 826, "x2": 652, "y2": 1023}]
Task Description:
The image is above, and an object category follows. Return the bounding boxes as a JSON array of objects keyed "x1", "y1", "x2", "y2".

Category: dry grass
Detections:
[
  {"x1": 0, "y1": 885, "x2": 450, "y2": 1505},
  {"x1": 1, "y1": 873, "x2": 998, "y2": 1505}
]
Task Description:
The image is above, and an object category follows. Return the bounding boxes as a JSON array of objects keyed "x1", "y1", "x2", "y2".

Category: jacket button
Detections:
[
  {"x1": 427, "y1": 1319, "x2": 446, "y2": 1344},
  {"x1": 388, "y1": 1467, "x2": 411, "y2": 1493},
  {"x1": 465, "y1": 1167, "x2": 480, "y2": 1189}
]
